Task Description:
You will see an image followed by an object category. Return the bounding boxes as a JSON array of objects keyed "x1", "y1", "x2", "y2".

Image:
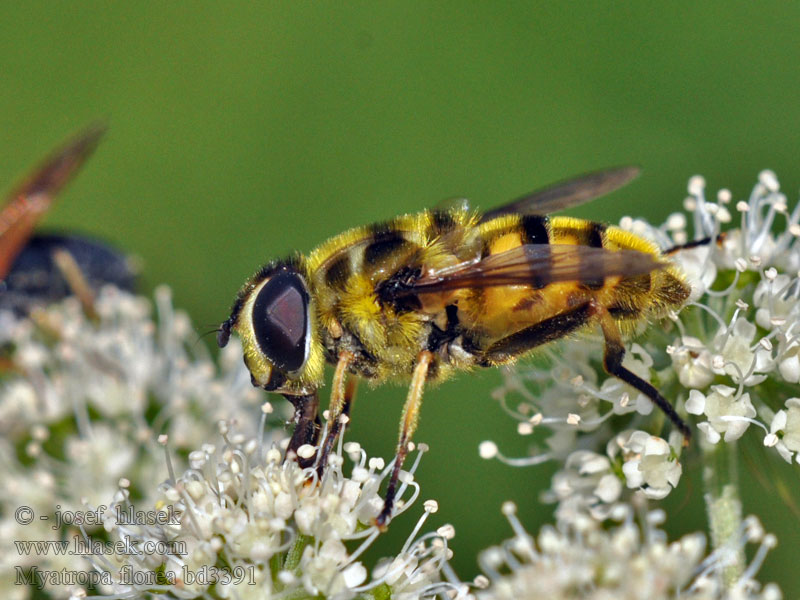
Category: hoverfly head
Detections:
[{"x1": 220, "y1": 260, "x2": 313, "y2": 392}]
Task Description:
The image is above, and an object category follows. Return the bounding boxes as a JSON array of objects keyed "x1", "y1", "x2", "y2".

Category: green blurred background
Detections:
[{"x1": 2, "y1": 2, "x2": 799, "y2": 591}]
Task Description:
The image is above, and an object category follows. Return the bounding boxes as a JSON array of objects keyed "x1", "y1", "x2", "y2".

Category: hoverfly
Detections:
[
  {"x1": 0, "y1": 124, "x2": 135, "y2": 316},
  {"x1": 218, "y1": 167, "x2": 692, "y2": 526}
]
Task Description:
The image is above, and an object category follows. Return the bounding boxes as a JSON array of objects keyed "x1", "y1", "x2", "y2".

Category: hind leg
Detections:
[{"x1": 592, "y1": 301, "x2": 691, "y2": 444}]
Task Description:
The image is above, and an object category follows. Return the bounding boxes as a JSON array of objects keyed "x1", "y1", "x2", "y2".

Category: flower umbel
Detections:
[
  {"x1": 483, "y1": 172, "x2": 800, "y2": 597},
  {"x1": 0, "y1": 287, "x2": 455, "y2": 599},
  {"x1": 0, "y1": 287, "x2": 263, "y2": 599},
  {"x1": 474, "y1": 502, "x2": 779, "y2": 600},
  {"x1": 87, "y1": 430, "x2": 457, "y2": 600},
  {"x1": 488, "y1": 171, "x2": 800, "y2": 478}
]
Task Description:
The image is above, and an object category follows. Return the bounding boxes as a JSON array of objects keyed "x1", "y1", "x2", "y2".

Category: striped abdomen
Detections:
[{"x1": 459, "y1": 214, "x2": 690, "y2": 343}]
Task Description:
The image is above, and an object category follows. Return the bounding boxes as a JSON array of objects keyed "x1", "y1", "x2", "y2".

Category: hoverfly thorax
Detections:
[{"x1": 219, "y1": 261, "x2": 323, "y2": 394}]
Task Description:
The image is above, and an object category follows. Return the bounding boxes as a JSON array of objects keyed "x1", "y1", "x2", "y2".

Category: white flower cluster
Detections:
[
  {"x1": 666, "y1": 172, "x2": 800, "y2": 458},
  {"x1": 486, "y1": 341, "x2": 687, "y2": 508},
  {"x1": 474, "y1": 502, "x2": 779, "y2": 600},
  {"x1": 543, "y1": 430, "x2": 683, "y2": 525},
  {"x1": 88, "y1": 432, "x2": 458, "y2": 600},
  {"x1": 487, "y1": 171, "x2": 800, "y2": 493},
  {"x1": 0, "y1": 287, "x2": 457, "y2": 599},
  {"x1": 0, "y1": 286, "x2": 266, "y2": 599}
]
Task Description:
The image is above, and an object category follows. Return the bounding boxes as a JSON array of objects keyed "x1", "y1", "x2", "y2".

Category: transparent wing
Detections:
[
  {"x1": 479, "y1": 166, "x2": 640, "y2": 223},
  {"x1": 0, "y1": 123, "x2": 106, "y2": 279},
  {"x1": 433, "y1": 196, "x2": 470, "y2": 213},
  {"x1": 397, "y1": 243, "x2": 661, "y2": 296}
]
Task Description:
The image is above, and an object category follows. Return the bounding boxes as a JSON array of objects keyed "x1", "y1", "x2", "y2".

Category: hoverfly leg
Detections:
[
  {"x1": 663, "y1": 236, "x2": 713, "y2": 255},
  {"x1": 319, "y1": 376, "x2": 358, "y2": 468},
  {"x1": 482, "y1": 303, "x2": 593, "y2": 363},
  {"x1": 375, "y1": 350, "x2": 433, "y2": 529},
  {"x1": 284, "y1": 392, "x2": 322, "y2": 469},
  {"x1": 316, "y1": 351, "x2": 355, "y2": 477},
  {"x1": 51, "y1": 248, "x2": 99, "y2": 321},
  {"x1": 593, "y1": 301, "x2": 692, "y2": 445},
  {"x1": 342, "y1": 377, "x2": 358, "y2": 420}
]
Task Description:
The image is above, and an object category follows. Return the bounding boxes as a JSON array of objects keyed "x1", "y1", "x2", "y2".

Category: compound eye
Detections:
[{"x1": 251, "y1": 271, "x2": 310, "y2": 372}]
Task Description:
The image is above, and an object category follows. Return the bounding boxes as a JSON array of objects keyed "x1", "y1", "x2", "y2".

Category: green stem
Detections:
[
  {"x1": 284, "y1": 533, "x2": 313, "y2": 572},
  {"x1": 702, "y1": 437, "x2": 744, "y2": 588}
]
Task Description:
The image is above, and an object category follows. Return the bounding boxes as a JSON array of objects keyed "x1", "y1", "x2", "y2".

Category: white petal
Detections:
[
  {"x1": 622, "y1": 460, "x2": 644, "y2": 488},
  {"x1": 779, "y1": 353, "x2": 800, "y2": 383},
  {"x1": 770, "y1": 410, "x2": 787, "y2": 433},
  {"x1": 643, "y1": 436, "x2": 670, "y2": 457},
  {"x1": 595, "y1": 474, "x2": 623, "y2": 503},
  {"x1": 698, "y1": 422, "x2": 721, "y2": 444},
  {"x1": 342, "y1": 562, "x2": 368, "y2": 588},
  {"x1": 686, "y1": 389, "x2": 706, "y2": 415}
]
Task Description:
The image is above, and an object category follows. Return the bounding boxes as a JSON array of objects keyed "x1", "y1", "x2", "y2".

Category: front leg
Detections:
[
  {"x1": 284, "y1": 392, "x2": 321, "y2": 468},
  {"x1": 316, "y1": 351, "x2": 356, "y2": 477}
]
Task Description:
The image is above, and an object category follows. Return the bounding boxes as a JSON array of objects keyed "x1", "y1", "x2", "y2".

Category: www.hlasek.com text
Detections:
[{"x1": 15, "y1": 536, "x2": 187, "y2": 557}]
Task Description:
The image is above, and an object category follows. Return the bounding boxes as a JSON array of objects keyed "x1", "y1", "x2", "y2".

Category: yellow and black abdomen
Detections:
[
  {"x1": 598, "y1": 220, "x2": 690, "y2": 327},
  {"x1": 460, "y1": 214, "x2": 690, "y2": 357}
]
